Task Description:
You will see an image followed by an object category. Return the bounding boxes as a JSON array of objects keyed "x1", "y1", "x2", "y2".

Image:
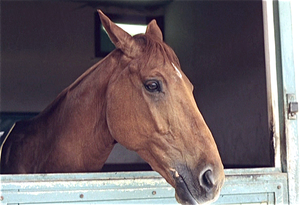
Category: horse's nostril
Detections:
[{"x1": 200, "y1": 169, "x2": 214, "y2": 190}]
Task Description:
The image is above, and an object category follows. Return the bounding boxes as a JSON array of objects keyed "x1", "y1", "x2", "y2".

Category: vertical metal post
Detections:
[
  {"x1": 275, "y1": 1, "x2": 299, "y2": 204},
  {"x1": 262, "y1": 0, "x2": 281, "y2": 170}
]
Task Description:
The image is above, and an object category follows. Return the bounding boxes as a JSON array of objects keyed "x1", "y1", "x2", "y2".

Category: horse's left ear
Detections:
[
  {"x1": 97, "y1": 10, "x2": 136, "y2": 56},
  {"x1": 146, "y1": 20, "x2": 163, "y2": 41}
]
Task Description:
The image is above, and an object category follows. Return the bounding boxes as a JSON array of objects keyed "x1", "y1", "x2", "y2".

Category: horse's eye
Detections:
[{"x1": 144, "y1": 80, "x2": 161, "y2": 92}]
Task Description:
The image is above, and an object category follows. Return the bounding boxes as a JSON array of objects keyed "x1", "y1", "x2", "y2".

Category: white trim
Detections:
[{"x1": 262, "y1": 0, "x2": 281, "y2": 169}]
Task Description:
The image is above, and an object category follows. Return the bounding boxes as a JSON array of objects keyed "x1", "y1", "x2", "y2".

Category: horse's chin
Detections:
[{"x1": 173, "y1": 171, "x2": 220, "y2": 205}]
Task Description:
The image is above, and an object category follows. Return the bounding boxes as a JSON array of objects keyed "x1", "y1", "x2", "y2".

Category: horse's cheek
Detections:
[{"x1": 106, "y1": 91, "x2": 140, "y2": 149}]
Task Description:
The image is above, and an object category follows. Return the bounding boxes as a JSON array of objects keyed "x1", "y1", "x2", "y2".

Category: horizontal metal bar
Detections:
[{"x1": 0, "y1": 170, "x2": 288, "y2": 205}]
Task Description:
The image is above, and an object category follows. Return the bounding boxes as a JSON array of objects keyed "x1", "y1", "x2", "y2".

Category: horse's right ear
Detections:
[{"x1": 97, "y1": 10, "x2": 135, "y2": 57}]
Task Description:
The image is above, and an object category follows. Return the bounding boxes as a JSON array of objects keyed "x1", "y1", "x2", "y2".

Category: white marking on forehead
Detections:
[{"x1": 172, "y1": 63, "x2": 182, "y2": 78}]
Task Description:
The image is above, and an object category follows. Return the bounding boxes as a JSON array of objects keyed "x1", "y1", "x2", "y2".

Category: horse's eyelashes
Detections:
[{"x1": 144, "y1": 80, "x2": 161, "y2": 93}]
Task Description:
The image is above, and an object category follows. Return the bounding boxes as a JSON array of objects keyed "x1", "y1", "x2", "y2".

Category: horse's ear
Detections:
[
  {"x1": 146, "y1": 20, "x2": 163, "y2": 41},
  {"x1": 97, "y1": 10, "x2": 135, "y2": 56}
]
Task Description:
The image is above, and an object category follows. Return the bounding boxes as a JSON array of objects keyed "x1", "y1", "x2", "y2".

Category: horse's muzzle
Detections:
[{"x1": 172, "y1": 166, "x2": 224, "y2": 205}]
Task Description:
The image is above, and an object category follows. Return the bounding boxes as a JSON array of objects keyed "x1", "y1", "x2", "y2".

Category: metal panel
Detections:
[
  {"x1": 0, "y1": 169, "x2": 288, "y2": 205},
  {"x1": 274, "y1": 1, "x2": 300, "y2": 204}
]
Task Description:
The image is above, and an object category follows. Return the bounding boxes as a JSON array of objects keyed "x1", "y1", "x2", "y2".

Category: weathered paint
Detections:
[
  {"x1": 275, "y1": 1, "x2": 299, "y2": 204},
  {"x1": 0, "y1": 169, "x2": 288, "y2": 205},
  {"x1": 262, "y1": 0, "x2": 281, "y2": 169}
]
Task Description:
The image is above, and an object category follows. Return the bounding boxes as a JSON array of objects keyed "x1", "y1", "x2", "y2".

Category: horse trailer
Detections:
[{"x1": 1, "y1": 1, "x2": 299, "y2": 204}]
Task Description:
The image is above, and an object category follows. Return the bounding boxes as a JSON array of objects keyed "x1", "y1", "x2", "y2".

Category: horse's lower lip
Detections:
[{"x1": 173, "y1": 172, "x2": 199, "y2": 205}]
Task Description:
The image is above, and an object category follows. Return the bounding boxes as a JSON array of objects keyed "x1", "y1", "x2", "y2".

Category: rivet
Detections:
[
  {"x1": 80, "y1": 194, "x2": 84, "y2": 198},
  {"x1": 277, "y1": 185, "x2": 281, "y2": 189},
  {"x1": 152, "y1": 191, "x2": 156, "y2": 195}
]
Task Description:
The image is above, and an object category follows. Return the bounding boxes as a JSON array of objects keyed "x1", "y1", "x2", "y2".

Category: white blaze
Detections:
[{"x1": 172, "y1": 63, "x2": 182, "y2": 78}]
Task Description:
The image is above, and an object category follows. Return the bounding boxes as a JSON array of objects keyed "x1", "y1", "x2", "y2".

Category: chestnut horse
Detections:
[{"x1": 1, "y1": 10, "x2": 224, "y2": 204}]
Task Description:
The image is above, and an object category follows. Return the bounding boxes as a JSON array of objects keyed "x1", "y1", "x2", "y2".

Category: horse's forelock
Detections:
[{"x1": 133, "y1": 34, "x2": 179, "y2": 68}]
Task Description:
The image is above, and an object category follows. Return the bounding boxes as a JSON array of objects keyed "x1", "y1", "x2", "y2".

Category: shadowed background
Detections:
[{"x1": 1, "y1": 0, "x2": 271, "y2": 170}]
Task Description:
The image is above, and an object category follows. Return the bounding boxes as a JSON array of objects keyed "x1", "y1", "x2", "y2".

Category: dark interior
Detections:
[{"x1": 1, "y1": 0, "x2": 272, "y2": 171}]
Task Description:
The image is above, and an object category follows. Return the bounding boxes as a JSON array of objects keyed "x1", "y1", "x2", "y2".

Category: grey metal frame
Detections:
[
  {"x1": 274, "y1": 1, "x2": 299, "y2": 204},
  {"x1": 0, "y1": 169, "x2": 289, "y2": 204}
]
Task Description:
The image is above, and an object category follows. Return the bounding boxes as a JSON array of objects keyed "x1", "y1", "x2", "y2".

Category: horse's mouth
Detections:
[
  {"x1": 173, "y1": 171, "x2": 199, "y2": 205},
  {"x1": 171, "y1": 169, "x2": 219, "y2": 205}
]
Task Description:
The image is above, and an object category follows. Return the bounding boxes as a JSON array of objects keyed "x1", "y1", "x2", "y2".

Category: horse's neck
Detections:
[{"x1": 35, "y1": 53, "x2": 121, "y2": 172}]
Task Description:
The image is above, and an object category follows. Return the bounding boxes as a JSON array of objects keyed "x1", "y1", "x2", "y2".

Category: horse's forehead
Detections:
[
  {"x1": 140, "y1": 58, "x2": 180, "y2": 77},
  {"x1": 133, "y1": 38, "x2": 182, "y2": 78},
  {"x1": 138, "y1": 56, "x2": 183, "y2": 82}
]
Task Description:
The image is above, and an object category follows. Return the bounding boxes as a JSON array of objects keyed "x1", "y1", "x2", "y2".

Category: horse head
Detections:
[{"x1": 98, "y1": 10, "x2": 225, "y2": 205}]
